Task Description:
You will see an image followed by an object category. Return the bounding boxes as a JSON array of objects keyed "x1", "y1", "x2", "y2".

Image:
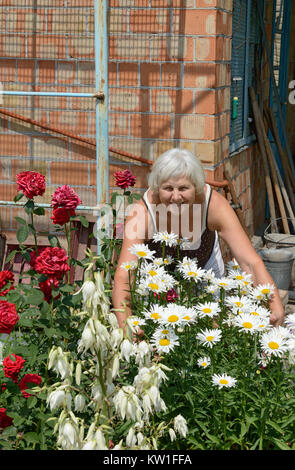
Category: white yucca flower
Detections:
[
  {"x1": 120, "y1": 338, "x2": 135, "y2": 362},
  {"x1": 133, "y1": 341, "x2": 152, "y2": 367},
  {"x1": 58, "y1": 419, "x2": 80, "y2": 450},
  {"x1": 48, "y1": 347, "x2": 72, "y2": 380},
  {"x1": 78, "y1": 321, "x2": 96, "y2": 353},
  {"x1": 174, "y1": 414, "x2": 188, "y2": 438},
  {"x1": 47, "y1": 390, "x2": 66, "y2": 411},
  {"x1": 169, "y1": 428, "x2": 177, "y2": 442},
  {"x1": 74, "y1": 394, "x2": 86, "y2": 413},
  {"x1": 113, "y1": 386, "x2": 143, "y2": 422},
  {"x1": 126, "y1": 426, "x2": 137, "y2": 448}
]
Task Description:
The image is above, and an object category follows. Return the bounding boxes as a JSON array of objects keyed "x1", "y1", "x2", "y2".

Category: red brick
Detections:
[
  {"x1": 0, "y1": 34, "x2": 26, "y2": 58},
  {"x1": 174, "y1": 114, "x2": 217, "y2": 140},
  {"x1": 110, "y1": 88, "x2": 149, "y2": 113},
  {"x1": 17, "y1": 60, "x2": 36, "y2": 83},
  {"x1": 151, "y1": 36, "x2": 194, "y2": 61},
  {"x1": 195, "y1": 89, "x2": 216, "y2": 114},
  {"x1": 0, "y1": 59, "x2": 16, "y2": 82},
  {"x1": 6, "y1": 9, "x2": 46, "y2": 33},
  {"x1": 140, "y1": 63, "x2": 161, "y2": 87},
  {"x1": 151, "y1": 89, "x2": 194, "y2": 114},
  {"x1": 0, "y1": 135, "x2": 30, "y2": 157},
  {"x1": 109, "y1": 62, "x2": 117, "y2": 86},
  {"x1": 161, "y1": 63, "x2": 181, "y2": 87},
  {"x1": 37, "y1": 60, "x2": 56, "y2": 83},
  {"x1": 118, "y1": 63, "x2": 138, "y2": 86},
  {"x1": 50, "y1": 162, "x2": 89, "y2": 186},
  {"x1": 173, "y1": 9, "x2": 217, "y2": 35},
  {"x1": 129, "y1": 10, "x2": 170, "y2": 33},
  {"x1": 48, "y1": 111, "x2": 88, "y2": 135},
  {"x1": 184, "y1": 63, "x2": 218, "y2": 88},
  {"x1": 27, "y1": 35, "x2": 67, "y2": 59},
  {"x1": 130, "y1": 114, "x2": 171, "y2": 139},
  {"x1": 195, "y1": 37, "x2": 218, "y2": 61},
  {"x1": 109, "y1": 36, "x2": 149, "y2": 61},
  {"x1": 57, "y1": 61, "x2": 76, "y2": 85},
  {"x1": 109, "y1": 113, "x2": 130, "y2": 136}
]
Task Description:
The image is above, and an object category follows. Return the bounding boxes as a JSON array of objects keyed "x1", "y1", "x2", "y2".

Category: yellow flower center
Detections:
[
  {"x1": 250, "y1": 311, "x2": 259, "y2": 316},
  {"x1": 236, "y1": 275, "x2": 244, "y2": 280},
  {"x1": 133, "y1": 321, "x2": 139, "y2": 326},
  {"x1": 151, "y1": 312, "x2": 161, "y2": 320},
  {"x1": 202, "y1": 308, "x2": 212, "y2": 314},
  {"x1": 188, "y1": 271, "x2": 197, "y2": 277},
  {"x1": 268, "y1": 341, "x2": 279, "y2": 350},
  {"x1": 235, "y1": 301, "x2": 242, "y2": 307},
  {"x1": 243, "y1": 322, "x2": 253, "y2": 329},
  {"x1": 219, "y1": 282, "x2": 227, "y2": 287},
  {"x1": 206, "y1": 335, "x2": 214, "y2": 342},
  {"x1": 148, "y1": 270, "x2": 157, "y2": 276},
  {"x1": 148, "y1": 283, "x2": 159, "y2": 291},
  {"x1": 159, "y1": 338, "x2": 170, "y2": 346},
  {"x1": 161, "y1": 329, "x2": 169, "y2": 334},
  {"x1": 201, "y1": 362, "x2": 207, "y2": 367},
  {"x1": 125, "y1": 264, "x2": 131, "y2": 269},
  {"x1": 168, "y1": 315, "x2": 179, "y2": 323},
  {"x1": 261, "y1": 288, "x2": 270, "y2": 294},
  {"x1": 183, "y1": 315, "x2": 191, "y2": 321},
  {"x1": 137, "y1": 251, "x2": 147, "y2": 257},
  {"x1": 219, "y1": 379, "x2": 228, "y2": 385},
  {"x1": 163, "y1": 259, "x2": 169, "y2": 264}
]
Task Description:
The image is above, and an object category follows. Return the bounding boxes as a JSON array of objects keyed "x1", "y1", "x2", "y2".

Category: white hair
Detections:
[{"x1": 148, "y1": 148, "x2": 205, "y2": 194}]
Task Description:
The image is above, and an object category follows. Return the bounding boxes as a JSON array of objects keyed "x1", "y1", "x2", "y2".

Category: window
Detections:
[{"x1": 230, "y1": 0, "x2": 264, "y2": 153}]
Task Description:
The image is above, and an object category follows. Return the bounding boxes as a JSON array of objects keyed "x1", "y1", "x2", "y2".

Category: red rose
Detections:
[
  {"x1": 0, "y1": 300, "x2": 19, "y2": 334},
  {"x1": 34, "y1": 246, "x2": 70, "y2": 279},
  {"x1": 3, "y1": 353, "x2": 26, "y2": 383},
  {"x1": 39, "y1": 277, "x2": 60, "y2": 303},
  {"x1": 114, "y1": 169, "x2": 136, "y2": 190},
  {"x1": 16, "y1": 171, "x2": 46, "y2": 199},
  {"x1": 50, "y1": 207, "x2": 75, "y2": 226},
  {"x1": 51, "y1": 185, "x2": 81, "y2": 211},
  {"x1": 0, "y1": 270, "x2": 15, "y2": 297},
  {"x1": 0, "y1": 408, "x2": 13, "y2": 429},
  {"x1": 18, "y1": 374, "x2": 42, "y2": 398}
]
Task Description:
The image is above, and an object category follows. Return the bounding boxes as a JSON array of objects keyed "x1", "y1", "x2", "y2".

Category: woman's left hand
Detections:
[{"x1": 270, "y1": 310, "x2": 285, "y2": 327}]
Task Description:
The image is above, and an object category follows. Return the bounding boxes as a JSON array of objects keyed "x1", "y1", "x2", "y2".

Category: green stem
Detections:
[{"x1": 31, "y1": 212, "x2": 39, "y2": 255}]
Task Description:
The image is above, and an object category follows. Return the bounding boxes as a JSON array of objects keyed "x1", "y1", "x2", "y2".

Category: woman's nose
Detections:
[{"x1": 171, "y1": 190, "x2": 182, "y2": 202}]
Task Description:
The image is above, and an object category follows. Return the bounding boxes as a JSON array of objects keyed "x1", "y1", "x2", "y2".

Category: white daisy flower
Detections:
[
  {"x1": 180, "y1": 265, "x2": 206, "y2": 282},
  {"x1": 233, "y1": 313, "x2": 262, "y2": 334},
  {"x1": 141, "y1": 275, "x2": 169, "y2": 294},
  {"x1": 202, "y1": 268, "x2": 216, "y2": 282},
  {"x1": 214, "y1": 277, "x2": 235, "y2": 291},
  {"x1": 196, "y1": 328, "x2": 222, "y2": 348},
  {"x1": 140, "y1": 263, "x2": 166, "y2": 278},
  {"x1": 159, "y1": 304, "x2": 195, "y2": 328},
  {"x1": 205, "y1": 284, "x2": 220, "y2": 296},
  {"x1": 150, "y1": 335, "x2": 179, "y2": 354},
  {"x1": 247, "y1": 304, "x2": 270, "y2": 319},
  {"x1": 195, "y1": 302, "x2": 220, "y2": 319},
  {"x1": 225, "y1": 295, "x2": 252, "y2": 313},
  {"x1": 226, "y1": 258, "x2": 241, "y2": 272},
  {"x1": 128, "y1": 316, "x2": 146, "y2": 331},
  {"x1": 197, "y1": 356, "x2": 211, "y2": 368},
  {"x1": 162, "y1": 256, "x2": 173, "y2": 266},
  {"x1": 259, "y1": 327, "x2": 290, "y2": 358},
  {"x1": 120, "y1": 260, "x2": 138, "y2": 271},
  {"x1": 153, "y1": 257, "x2": 164, "y2": 266},
  {"x1": 177, "y1": 237, "x2": 191, "y2": 250},
  {"x1": 228, "y1": 271, "x2": 253, "y2": 288},
  {"x1": 143, "y1": 304, "x2": 165, "y2": 322},
  {"x1": 212, "y1": 373, "x2": 237, "y2": 389},
  {"x1": 129, "y1": 243, "x2": 155, "y2": 260},
  {"x1": 285, "y1": 313, "x2": 295, "y2": 330},
  {"x1": 251, "y1": 283, "x2": 275, "y2": 301},
  {"x1": 152, "y1": 231, "x2": 179, "y2": 247},
  {"x1": 152, "y1": 327, "x2": 178, "y2": 339},
  {"x1": 176, "y1": 256, "x2": 195, "y2": 271}
]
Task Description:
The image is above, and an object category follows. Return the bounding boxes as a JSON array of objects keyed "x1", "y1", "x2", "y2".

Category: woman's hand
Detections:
[{"x1": 270, "y1": 310, "x2": 285, "y2": 327}]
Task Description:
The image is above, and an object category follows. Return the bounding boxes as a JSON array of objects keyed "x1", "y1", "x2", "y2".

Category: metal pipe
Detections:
[
  {"x1": 1, "y1": 91, "x2": 101, "y2": 98},
  {"x1": 0, "y1": 200, "x2": 99, "y2": 211}
]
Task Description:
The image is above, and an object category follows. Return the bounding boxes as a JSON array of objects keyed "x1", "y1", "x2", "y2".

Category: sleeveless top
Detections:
[{"x1": 142, "y1": 184, "x2": 225, "y2": 277}]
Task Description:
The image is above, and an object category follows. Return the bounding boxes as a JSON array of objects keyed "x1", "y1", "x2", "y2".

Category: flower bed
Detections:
[{"x1": 0, "y1": 170, "x2": 295, "y2": 450}]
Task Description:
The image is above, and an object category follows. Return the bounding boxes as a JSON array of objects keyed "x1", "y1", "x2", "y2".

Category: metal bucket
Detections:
[
  {"x1": 263, "y1": 218, "x2": 295, "y2": 249},
  {"x1": 259, "y1": 248, "x2": 295, "y2": 290}
]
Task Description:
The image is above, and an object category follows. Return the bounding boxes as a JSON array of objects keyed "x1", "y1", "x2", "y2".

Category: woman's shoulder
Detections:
[{"x1": 207, "y1": 188, "x2": 234, "y2": 231}]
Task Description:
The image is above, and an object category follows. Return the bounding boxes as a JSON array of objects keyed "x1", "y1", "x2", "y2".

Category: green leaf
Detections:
[
  {"x1": 78, "y1": 215, "x2": 89, "y2": 228},
  {"x1": 24, "y1": 199, "x2": 34, "y2": 214},
  {"x1": 24, "y1": 432, "x2": 40, "y2": 444},
  {"x1": 33, "y1": 206, "x2": 45, "y2": 216},
  {"x1": 5, "y1": 249, "x2": 17, "y2": 264},
  {"x1": 60, "y1": 284, "x2": 75, "y2": 293},
  {"x1": 17, "y1": 224, "x2": 29, "y2": 243},
  {"x1": 26, "y1": 288, "x2": 44, "y2": 305},
  {"x1": 266, "y1": 420, "x2": 284, "y2": 435},
  {"x1": 48, "y1": 234, "x2": 61, "y2": 248},
  {"x1": 27, "y1": 396, "x2": 38, "y2": 409},
  {"x1": 272, "y1": 438, "x2": 291, "y2": 450},
  {"x1": 44, "y1": 327, "x2": 55, "y2": 338},
  {"x1": 15, "y1": 216, "x2": 27, "y2": 225},
  {"x1": 14, "y1": 192, "x2": 24, "y2": 202}
]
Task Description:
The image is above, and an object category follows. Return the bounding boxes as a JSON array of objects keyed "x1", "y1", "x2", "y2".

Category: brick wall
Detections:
[{"x1": 0, "y1": 0, "x2": 271, "y2": 242}]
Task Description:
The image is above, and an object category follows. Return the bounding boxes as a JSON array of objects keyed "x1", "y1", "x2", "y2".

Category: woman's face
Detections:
[{"x1": 158, "y1": 176, "x2": 198, "y2": 206}]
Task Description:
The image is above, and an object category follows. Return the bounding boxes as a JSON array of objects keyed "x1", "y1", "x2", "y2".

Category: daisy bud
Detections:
[{"x1": 74, "y1": 394, "x2": 86, "y2": 413}]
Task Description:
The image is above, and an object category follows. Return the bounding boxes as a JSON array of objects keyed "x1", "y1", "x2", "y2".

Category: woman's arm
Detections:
[
  {"x1": 208, "y1": 190, "x2": 285, "y2": 326},
  {"x1": 112, "y1": 200, "x2": 148, "y2": 329}
]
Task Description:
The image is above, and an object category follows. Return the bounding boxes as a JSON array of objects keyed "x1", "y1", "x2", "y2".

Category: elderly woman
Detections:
[{"x1": 112, "y1": 148, "x2": 284, "y2": 329}]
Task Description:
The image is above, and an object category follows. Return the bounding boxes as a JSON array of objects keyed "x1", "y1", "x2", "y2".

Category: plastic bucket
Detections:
[{"x1": 259, "y1": 248, "x2": 295, "y2": 290}]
